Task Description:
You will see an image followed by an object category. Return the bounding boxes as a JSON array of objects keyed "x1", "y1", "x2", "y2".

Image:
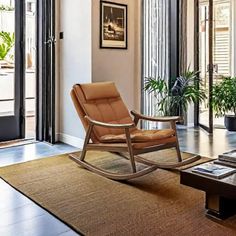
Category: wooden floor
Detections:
[
  {"x1": 178, "y1": 126, "x2": 236, "y2": 158},
  {"x1": 0, "y1": 127, "x2": 236, "y2": 236}
]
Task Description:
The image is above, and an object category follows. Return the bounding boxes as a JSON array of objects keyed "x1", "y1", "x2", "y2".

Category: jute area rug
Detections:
[{"x1": 0, "y1": 150, "x2": 236, "y2": 236}]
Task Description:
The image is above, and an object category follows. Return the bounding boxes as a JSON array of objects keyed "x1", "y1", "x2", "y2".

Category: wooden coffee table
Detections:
[{"x1": 180, "y1": 162, "x2": 236, "y2": 219}]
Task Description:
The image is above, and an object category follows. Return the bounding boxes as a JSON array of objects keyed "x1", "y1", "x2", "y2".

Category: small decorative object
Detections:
[{"x1": 100, "y1": 1, "x2": 127, "y2": 49}]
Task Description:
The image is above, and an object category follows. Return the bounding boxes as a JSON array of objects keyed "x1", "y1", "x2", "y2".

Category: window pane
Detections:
[
  {"x1": 25, "y1": 0, "x2": 36, "y2": 138},
  {"x1": 0, "y1": 0, "x2": 15, "y2": 117}
]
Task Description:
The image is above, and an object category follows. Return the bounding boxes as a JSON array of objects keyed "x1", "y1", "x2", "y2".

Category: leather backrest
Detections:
[{"x1": 71, "y1": 82, "x2": 134, "y2": 142}]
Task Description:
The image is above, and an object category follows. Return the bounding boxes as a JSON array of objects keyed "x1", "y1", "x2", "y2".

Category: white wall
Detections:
[
  {"x1": 59, "y1": 0, "x2": 92, "y2": 146},
  {"x1": 58, "y1": 0, "x2": 142, "y2": 147},
  {"x1": 92, "y1": 0, "x2": 141, "y2": 110}
]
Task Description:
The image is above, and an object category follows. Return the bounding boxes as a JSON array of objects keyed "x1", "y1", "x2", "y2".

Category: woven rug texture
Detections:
[{"x1": 0, "y1": 150, "x2": 235, "y2": 236}]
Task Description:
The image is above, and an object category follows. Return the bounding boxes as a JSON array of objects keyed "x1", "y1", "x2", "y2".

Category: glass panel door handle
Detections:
[
  {"x1": 44, "y1": 36, "x2": 56, "y2": 45},
  {"x1": 207, "y1": 64, "x2": 218, "y2": 73},
  {"x1": 213, "y1": 64, "x2": 218, "y2": 73}
]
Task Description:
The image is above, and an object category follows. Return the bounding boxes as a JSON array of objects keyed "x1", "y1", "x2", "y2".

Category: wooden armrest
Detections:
[
  {"x1": 85, "y1": 116, "x2": 135, "y2": 129},
  {"x1": 131, "y1": 110, "x2": 180, "y2": 122}
]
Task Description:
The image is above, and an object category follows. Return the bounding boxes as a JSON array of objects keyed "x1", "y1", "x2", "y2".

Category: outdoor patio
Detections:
[{"x1": 0, "y1": 68, "x2": 36, "y2": 138}]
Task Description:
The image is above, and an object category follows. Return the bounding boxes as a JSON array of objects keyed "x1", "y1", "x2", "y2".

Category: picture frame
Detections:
[{"x1": 100, "y1": 1, "x2": 128, "y2": 49}]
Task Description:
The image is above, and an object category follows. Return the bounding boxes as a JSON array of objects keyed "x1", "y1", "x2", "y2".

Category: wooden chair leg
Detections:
[
  {"x1": 125, "y1": 128, "x2": 136, "y2": 173},
  {"x1": 176, "y1": 143, "x2": 182, "y2": 162},
  {"x1": 80, "y1": 124, "x2": 93, "y2": 161},
  {"x1": 171, "y1": 121, "x2": 182, "y2": 162}
]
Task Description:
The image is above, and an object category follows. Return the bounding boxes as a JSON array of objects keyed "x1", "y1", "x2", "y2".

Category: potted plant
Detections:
[
  {"x1": 144, "y1": 70, "x2": 206, "y2": 122},
  {"x1": 211, "y1": 76, "x2": 236, "y2": 131}
]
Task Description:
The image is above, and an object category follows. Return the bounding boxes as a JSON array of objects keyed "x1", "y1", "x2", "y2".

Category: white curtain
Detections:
[
  {"x1": 179, "y1": 0, "x2": 188, "y2": 74},
  {"x1": 142, "y1": 0, "x2": 170, "y2": 129}
]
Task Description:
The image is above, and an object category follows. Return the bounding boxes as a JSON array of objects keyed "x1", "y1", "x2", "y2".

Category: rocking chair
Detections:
[{"x1": 69, "y1": 82, "x2": 200, "y2": 180}]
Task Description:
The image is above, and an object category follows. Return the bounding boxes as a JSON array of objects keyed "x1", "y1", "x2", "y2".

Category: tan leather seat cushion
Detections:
[
  {"x1": 100, "y1": 129, "x2": 175, "y2": 143},
  {"x1": 132, "y1": 136, "x2": 177, "y2": 149}
]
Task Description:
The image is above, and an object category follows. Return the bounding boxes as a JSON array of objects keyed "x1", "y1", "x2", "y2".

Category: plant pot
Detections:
[{"x1": 224, "y1": 115, "x2": 236, "y2": 131}]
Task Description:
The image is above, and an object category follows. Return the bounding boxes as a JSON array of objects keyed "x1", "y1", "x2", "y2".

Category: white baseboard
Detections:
[{"x1": 58, "y1": 133, "x2": 84, "y2": 148}]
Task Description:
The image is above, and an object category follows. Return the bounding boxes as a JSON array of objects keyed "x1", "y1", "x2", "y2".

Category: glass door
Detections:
[
  {"x1": 198, "y1": 0, "x2": 214, "y2": 133},
  {"x1": 0, "y1": 1, "x2": 25, "y2": 141},
  {"x1": 198, "y1": 0, "x2": 232, "y2": 132},
  {"x1": 25, "y1": 0, "x2": 36, "y2": 138},
  {"x1": 212, "y1": 0, "x2": 231, "y2": 128}
]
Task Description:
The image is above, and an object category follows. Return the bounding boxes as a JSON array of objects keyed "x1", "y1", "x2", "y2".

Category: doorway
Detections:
[
  {"x1": 25, "y1": 0, "x2": 37, "y2": 139},
  {"x1": 197, "y1": 0, "x2": 232, "y2": 133},
  {"x1": 0, "y1": 0, "x2": 36, "y2": 142},
  {"x1": 0, "y1": 0, "x2": 26, "y2": 141},
  {"x1": 0, "y1": 0, "x2": 56, "y2": 144}
]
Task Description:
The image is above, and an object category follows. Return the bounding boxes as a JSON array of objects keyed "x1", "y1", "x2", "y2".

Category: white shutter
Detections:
[{"x1": 214, "y1": 30, "x2": 231, "y2": 76}]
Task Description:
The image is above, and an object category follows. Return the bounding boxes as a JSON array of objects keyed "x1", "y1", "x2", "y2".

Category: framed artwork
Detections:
[{"x1": 100, "y1": 1, "x2": 128, "y2": 49}]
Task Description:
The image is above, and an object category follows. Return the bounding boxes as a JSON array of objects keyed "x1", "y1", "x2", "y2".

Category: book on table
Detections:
[
  {"x1": 214, "y1": 159, "x2": 236, "y2": 168},
  {"x1": 218, "y1": 150, "x2": 236, "y2": 163},
  {"x1": 192, "y1": 162, "x2": 236, "y2": 179}
]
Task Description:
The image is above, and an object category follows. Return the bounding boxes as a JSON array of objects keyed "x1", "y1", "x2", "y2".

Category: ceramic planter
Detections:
[{"x1": 224, "y1": 115, "x2": 236, "y2": 131}]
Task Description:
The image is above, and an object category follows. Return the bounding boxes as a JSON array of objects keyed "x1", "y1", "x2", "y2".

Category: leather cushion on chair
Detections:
[
  {"x1": 132, "y1": 136, "x2": 177, "y2": 149},
  {"x1": 80, "y1": 82, "x2": 120, "y2": 100},
  {"x1": 73, "y1": 83, "x2": 136, "y2": 139},
  {"x1": 100, "y1": 129, "x2": 175, "y2": 143}
]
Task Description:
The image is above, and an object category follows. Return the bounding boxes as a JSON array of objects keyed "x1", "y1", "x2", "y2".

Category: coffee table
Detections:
[{"x1": 180, "y1": 162, "x2": 236, "y2": 219}]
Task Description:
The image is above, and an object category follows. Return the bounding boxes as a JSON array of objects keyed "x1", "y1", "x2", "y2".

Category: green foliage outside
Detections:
[
  {"x1": 0, "y1": 31, "x2": 15, "y2": 60},
  {"x1": 0, "y1": 4, "x2": 15, "y2": 60},
  {"x1": 211, "y1": 77, "x2": 236, "y2": 117},
  {"x1": 0, "y1": 5, "x2": 14, "y2": 11}
]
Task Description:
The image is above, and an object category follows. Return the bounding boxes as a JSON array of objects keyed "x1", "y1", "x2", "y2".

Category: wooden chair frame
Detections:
[{"x1": 69, "y1": 110, "x2": 200, "y2": 180}]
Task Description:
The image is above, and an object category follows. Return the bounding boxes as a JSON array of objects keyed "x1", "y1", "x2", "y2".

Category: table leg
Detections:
[{"x1": 206, "y1": 193, "x2": 236, "y2": 219}]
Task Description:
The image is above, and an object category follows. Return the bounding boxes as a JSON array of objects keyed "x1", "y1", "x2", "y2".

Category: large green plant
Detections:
[
  {"x1": 211, "y1": 76, "x2": 236, "y2": 117},
  {"x1": 0, "y1": 31, "x2": 15, "y2": 60},
  {"x1": 144, "y1": 77, "x2": 171, "y2": 116},
  {"x1": 144, "y1": 70, "x2": 207, "y2": 116}
]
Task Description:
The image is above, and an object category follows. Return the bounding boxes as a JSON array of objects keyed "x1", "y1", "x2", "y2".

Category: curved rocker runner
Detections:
[{"x1": 69, "y1": 82, "x2": 200, "y2": 180}]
